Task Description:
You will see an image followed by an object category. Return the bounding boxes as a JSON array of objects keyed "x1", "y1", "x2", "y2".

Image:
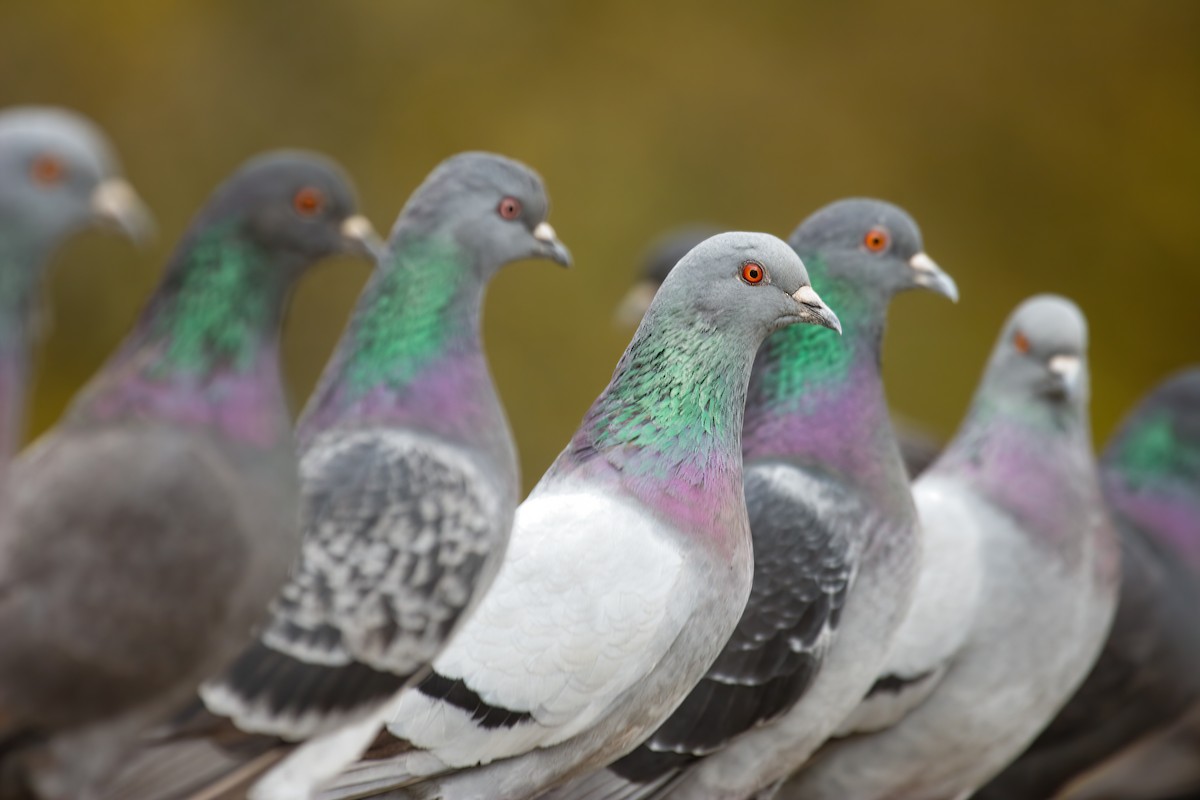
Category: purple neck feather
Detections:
[{"x1": 1104, "y1": 472, "x2": 1200, "y2": 572}]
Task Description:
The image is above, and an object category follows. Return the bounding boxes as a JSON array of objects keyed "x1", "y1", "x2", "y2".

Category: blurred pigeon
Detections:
[
  {"x1": 146, "y1": 152, "x2": 571, "y2": 800},
  {"x1": 976, "y1": 368, "x2": 1200, "y2": 800},
  {"x1": 0, "y1": 106, "x2": 152, "y2": 464},
  {"x1": 318, "y1": 232, "x2": 842, "y2": 800},
  {"x1": 613, "y1": 221, "x2": 944, "y2": 478},
  {"x1": 551, "y1": 199, "x2": 958, "y2": 800},
  {"x1": 0, "y1": 151, "x2": 378, "y2": 799},
  {"x1": 776, "y1": 295, "x2": 1120, "y2": 800}
]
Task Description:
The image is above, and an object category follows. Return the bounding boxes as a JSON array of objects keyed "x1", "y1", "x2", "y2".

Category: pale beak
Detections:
[
  {"x1": 908, "y1": 252, "x2": 959, "y2": 303},
  {"x1": 533, "y1": 221, "x2": 572, "y2": 267},
  {"x1": 1047, "y1": 354, "x2": 1083, "y2": 399},
  {"x1": 792, "y1": 284, "x2": 842, "y2": 335},
  {"x1": 90, "y1": 178, "x2": 154, "y2": 245},
  {"x1": 340, "y1": 215, "x2": 385, "y2": 261}
]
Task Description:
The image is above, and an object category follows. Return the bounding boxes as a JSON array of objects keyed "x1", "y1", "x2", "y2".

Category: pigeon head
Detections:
[
  {"x1": 984, "y1": 294, "x2": 1089, "y2": 410},
  {"x1": 789, "y1": 198, "x2": 958, "y2": 305},
  {"x1": 614, "y1": 224, "x2": 723, "y2": 326},
  {"x1": 186, "y1": 150, "x2": 382, "y2": 273},
  {"x1": 392, "y1": 151, "x2": 570, "y2": 274},
  {"x1": 0, "y1": 106, "x2": 153, "y2": 250},
  {"x1": 649, "y1": 231, "x2": 842, "y2": 339}
]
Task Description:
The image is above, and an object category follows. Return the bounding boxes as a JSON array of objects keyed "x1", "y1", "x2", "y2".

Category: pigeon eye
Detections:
[
  {"x1": 498, "y1": 196, "x2": 522, "y2": 220},
  {"x1": 30, "y1": 154, "x2": 65, "y2": 186},
  {"x1": 741, "y1": 261, "x2": 765, "y2": 285},
  {"x1": 864, "y1": 228, "x2": 889, "y2": 253},
  {"x1": 1013, "y1": 330, "x2": 1031, "y2": 354},
  {"x1": 293, "y1": 187, "x2": 325, "y2": 216}
]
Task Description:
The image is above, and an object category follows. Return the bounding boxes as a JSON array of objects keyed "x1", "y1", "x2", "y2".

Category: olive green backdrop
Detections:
[{"x1": 2, "y1": 1, "x2": 1197, "y2": 489}]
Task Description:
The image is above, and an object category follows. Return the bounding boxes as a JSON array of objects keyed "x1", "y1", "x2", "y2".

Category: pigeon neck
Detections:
[
  {"x1": 299, "y1": 232, "x2": 504, "y2": 451},
  {"x1": 937, "y1": 396, "x2": 1096, "y2": 539},
  {"x1": 551, "y1": 311, "x2": 753, "y2": 550},
  {"x1": 741, "y1": 264, "x2": 907, "y2": 498},
  {"x1": 1102, "y1": 412, "x2": 1200, "y2": 569},
  {"x1": 70, "y1": 224, "x2": 293, "y2": 446}
]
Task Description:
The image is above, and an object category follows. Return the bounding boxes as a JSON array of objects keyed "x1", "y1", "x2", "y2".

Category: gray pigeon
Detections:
[
  {"x1": 0, "y1": 151, "x2": 379, "y2": 799},
  {"x1": 613, "y1": 221, "x2": 944, "y2": 478},
  {"x1": 135, "y1": 152, "x2": 571, "y2": 800},
  {"x1": 976, "y1": 368, "x2": 1200, "y2": 800},
  {"x1": 551, "y1": 199, "x2": 958, "y2": 800},
  {"x1": 0, "y1": 106, "x2": 152, "y2": 463},
  {"x1": 317, "y1": 232, "x2": 842, "y2": 800},
  {"x1": 776, "y1": 294, "x2": 1120, "y2": 800}
]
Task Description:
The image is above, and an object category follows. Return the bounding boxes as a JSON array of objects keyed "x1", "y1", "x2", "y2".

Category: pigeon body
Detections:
[
  {"x1": 554, "y1": 199, "x2": 958, "y2": 800},
  {"x1": 318, "y1": 232, "x2": 842, "y2": 800},
  {"x1": 0, "y1": 151, "x2": 376, "y2": 799},
  {"x1": 153, "y1": 152, "x2": 572, "y2": 800},
  {"x1": 0, "y1": 106, "x2": 151, "y2": 464},
  {"x1": 777, "y1": 295, "x2": 1120, "y2": 800},
  {"x1": 976, "y1": 368, "x2": 1200, "y2": 800}
]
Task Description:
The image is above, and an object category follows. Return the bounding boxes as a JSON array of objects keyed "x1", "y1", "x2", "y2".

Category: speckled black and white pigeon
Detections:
[
  {"x1": 776, "y1": 295, "x2": 1120, "y2": 800},
  {"x1": 0, "y1": 106, "x2": 151, "y2": 464},
  {"x1": 976, "y1": 367, "x2": 1200, "y2": 800},
  {"x1": 0, "y1": 151, "x2": 378, "y2": 800},
  {"x1": 613, "y1": 220, "x2": 944, "y2": 479},
  {"x1": 318, "y1": 232, "x2": 842, "y2": 800},
  {"x1": 551, "y1": 199, "x2": 958, "y2": 800},
  {"x1": 142, "y1": 152, "x2": 572, "y2": 800}
]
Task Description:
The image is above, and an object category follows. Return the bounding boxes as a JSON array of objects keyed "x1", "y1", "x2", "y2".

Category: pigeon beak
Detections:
[
  {"x1": 533, "y1": 221, "x2": 572, "y2": 267},
  {"x1": 613, "y1": 280, "x2": 660, "y2": 327},
  {"x1": 792, "y1": 285, "x2": 842, "y2": 335},
  {"x1": 908, "y1": 252, "x2": 959, "y2": 302},
  {"x1": 90, "y1": 178, "x2": 155, "y2": 246},
  {"x1": 340, "y1": 215, "x2": 386, "y2": 262},
  {"x1": 1047, "y1": 354, "x2": 1083, "y2": 400}
]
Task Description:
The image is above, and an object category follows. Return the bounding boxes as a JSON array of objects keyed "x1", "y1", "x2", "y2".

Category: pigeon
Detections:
[
  {"x1": 775, "y1": 294, "x2": 1121, "y2": 800},
  {"x1": 550, "y1": 199, "x2": 958, "y2": 800},
  {"x1": 120, "y1": 152, "x2": 572, "y2": 800},
  {"x1": 0, "y1": 106, "x2": 152, "y2": 464},
  {"x1": 318, "y1": 231, "x2": 842, "y2": 800},
  {"x1": 976, "y1": 367, "x2": 1200, "y2": 800},
  {"x1": 0, "y1": 150, "x2": 379, "y2": 799},
  {"x1": 613, "y1": 221, "x2": 944, "y2": 478}
]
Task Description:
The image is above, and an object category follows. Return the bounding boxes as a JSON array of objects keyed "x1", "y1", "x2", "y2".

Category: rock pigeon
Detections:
[
  {"x1": 0, "y1": 106, "x2": 152, "y2": 464},
  {"x1": 318, "y1": 231, "x2": 842, "y2": 800},
  {"x1": 551, "y1": 199, "x2": 958, "y2": 800},
  {"x1": 129, "y1": 152, "x2": 571, "y2": 800},
  {"x1": 976, "y1": 367, "x2": 1200, "y2": 800},
  {"x1": 775, "y1": 294, "x2": 1121, "y2": 800},
  {"x1": 0, "y1": 151, "x2": 379, "y2": 799},
  {"x1": 613, "y1": 220, "x2": 945, "y2": 478}
]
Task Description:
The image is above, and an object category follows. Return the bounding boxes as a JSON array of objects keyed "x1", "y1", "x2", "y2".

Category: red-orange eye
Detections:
[
  {"x1": 741, "y1": 261, "x2": 765, "y2": 284},
  {"x1": 293, "y1": 187, "x2": 324, "y2": 216},
  {"x1": 31, "y1": 154, "x2": 65, "y2": 186},
  {"x1": 1013, "y1": 330, "x2": 1031, "y2": 354},
  {"x1": 864, "y1": 228, "x2": 889, "y2": 253},
  {"x1": 498, "y1": 196, "x2": 522, "y2": 220}
]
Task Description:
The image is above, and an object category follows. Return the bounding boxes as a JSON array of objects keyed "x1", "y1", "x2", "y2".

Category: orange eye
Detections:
[
  {"x1": 741, "y1": 261, "x2": 765, "y2": 284},
  {"x1": 31, "y1": 154, "x2": 65, "y2": 186},
  {"x1": 1013, "y1": 330, "x2": 1031, "y2": 354},
  {"x1": 864, "y1": 228, "x2": 889, "y2": 253},
  {"x1": 498, "y1": 196, "x2": 522, "y2": 220},
  {"x1": 293, "y1": 187, "x2": 324, "y2": 216}
]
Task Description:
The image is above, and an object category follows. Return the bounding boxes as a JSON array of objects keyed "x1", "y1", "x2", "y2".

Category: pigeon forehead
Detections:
[
  {"x1": 640, "y1": 225, "x2": 724, "y2": 283},
  {"x1": 678, "y1": 231, "x2": 809, "y2": 290},
  {"x1": 430, "y1": 151, "x2": 546, "y2": 200},
  {"x1": 218, "y1": 150, "x2": 359, "y2": 208},
  {"x1": 1006, "y1": 294, "x2": 1088, "y2": 353},
  {"x1": 0, "y1": 106, "x2": 118, "y2": 177},
  {"x1": 790, "y1": 198, "x2": 923, "y2": 254}
]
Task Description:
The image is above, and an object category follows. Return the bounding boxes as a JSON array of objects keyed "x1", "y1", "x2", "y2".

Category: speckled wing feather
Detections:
[{"x1": 200, "y1": 428, "x2": 504, "y2": 740}]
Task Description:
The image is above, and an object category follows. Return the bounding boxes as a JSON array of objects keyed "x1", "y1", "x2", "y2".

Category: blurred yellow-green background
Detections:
[{"x1": 2, "y1": 0, "x2": 1197, "y2": 487}]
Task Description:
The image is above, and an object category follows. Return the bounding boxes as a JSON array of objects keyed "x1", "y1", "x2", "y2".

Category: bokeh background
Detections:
[{"x1": 2, "y1": 1, "x2": 1197, "y2": 488}]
